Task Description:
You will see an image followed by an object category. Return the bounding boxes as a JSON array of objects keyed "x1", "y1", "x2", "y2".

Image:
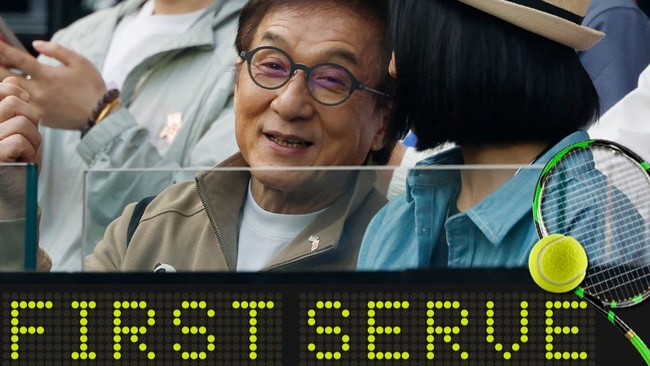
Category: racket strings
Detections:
[
  {"x1": 539, "y1": 144, "x2": 650, "y2": 306},
  {"x1": 587, "y1": 266, "x2": 650, "y2": 305}
]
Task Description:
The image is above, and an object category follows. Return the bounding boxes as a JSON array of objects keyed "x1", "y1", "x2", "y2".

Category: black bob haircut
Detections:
[{"x1": 389, "y1": 0, "x2": 600, "y2": 151}]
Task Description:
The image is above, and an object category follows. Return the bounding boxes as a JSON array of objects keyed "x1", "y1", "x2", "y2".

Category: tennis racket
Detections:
[{"x1": 532, "y1": 139, "x2": 650, "y2": 364}]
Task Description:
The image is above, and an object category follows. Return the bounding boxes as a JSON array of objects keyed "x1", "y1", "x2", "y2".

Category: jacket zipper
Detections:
[{"x1": 196, "y1": 181, "x2": 234, "y2": 270}]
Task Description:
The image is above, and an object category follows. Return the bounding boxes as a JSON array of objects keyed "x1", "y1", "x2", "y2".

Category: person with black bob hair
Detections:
[{"x1": 358, "y1": 0, "x2": 606, "y2": 269}]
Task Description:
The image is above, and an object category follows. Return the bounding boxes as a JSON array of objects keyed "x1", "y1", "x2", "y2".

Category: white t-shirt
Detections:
[
  {"x1": 102, "y1": 0, "x2": 204, "y2": 89},
  {"x1": 237, "y1": 183, "x2": 324, "y2": 271},
  {"x1": 101, "y1": 0, "x2": 205, "y2": 155}
]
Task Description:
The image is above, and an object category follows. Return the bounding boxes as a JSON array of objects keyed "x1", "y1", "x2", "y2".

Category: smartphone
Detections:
[{"x1": 0, "y1": 15, "x2": 28, "y2": 53}]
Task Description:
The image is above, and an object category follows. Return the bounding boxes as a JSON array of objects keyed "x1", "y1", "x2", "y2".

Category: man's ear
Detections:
[
  {"x1": 370, "y1": 102, "x2": 392, "y2": 152},
  {"x1": 389, "y1": 52, "x2": 397, "y2": 78}
]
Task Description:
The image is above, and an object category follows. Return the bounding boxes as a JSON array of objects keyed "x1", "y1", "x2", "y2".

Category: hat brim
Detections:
[{"x1": 457, "y1": 0, "x2": 604, "y2": 50}]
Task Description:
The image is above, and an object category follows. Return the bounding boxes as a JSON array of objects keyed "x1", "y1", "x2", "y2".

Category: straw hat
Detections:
[{"x1": 457, "y1": 0, "x2": 604, "y2": 50}]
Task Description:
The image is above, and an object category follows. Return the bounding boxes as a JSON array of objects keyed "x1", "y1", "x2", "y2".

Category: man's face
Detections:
[{"x1": 234, "y1": 5, "x2": 389, "y2": 169}]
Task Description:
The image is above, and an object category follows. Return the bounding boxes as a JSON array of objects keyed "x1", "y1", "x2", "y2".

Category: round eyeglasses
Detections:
[{"x1": 239, "y1": 46, "x2": 391, "y2": 106}]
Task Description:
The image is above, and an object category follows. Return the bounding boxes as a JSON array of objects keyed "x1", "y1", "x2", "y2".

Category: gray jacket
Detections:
[{"x1": 36, "y1": 0, "x2": 246, "y2": 270}]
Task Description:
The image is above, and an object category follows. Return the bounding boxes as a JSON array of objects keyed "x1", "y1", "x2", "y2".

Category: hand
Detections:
[
  {"x1": 0, "y1": 40, "x2": 108, "y2": 130},
  {"x1": 0, "y1": 77, "x2": 41, "y2": 219},
  {"x1": 0, "y1": 77, "x2": 40, "y2": 163}
]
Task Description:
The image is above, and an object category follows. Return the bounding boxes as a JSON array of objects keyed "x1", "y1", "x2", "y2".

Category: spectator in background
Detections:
[
  {"x1": 589, "y1": 63, "x2": 650, "y2": 162},
  {"x1": 0, "y1": 0, "x2": 245, "y2": 271},
  {"x1": 579, "y1": 0, "x2": 650, "y2": 113}
]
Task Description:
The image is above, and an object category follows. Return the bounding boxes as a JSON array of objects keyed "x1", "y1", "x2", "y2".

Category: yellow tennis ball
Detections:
[{"x1": 528, "y1": 234, "x2": 588, "y2": 293}]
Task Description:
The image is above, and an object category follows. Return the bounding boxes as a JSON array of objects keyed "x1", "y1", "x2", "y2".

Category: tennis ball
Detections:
[{"x1": 528, "y1": 234, "x2": 588, "y2": 293}]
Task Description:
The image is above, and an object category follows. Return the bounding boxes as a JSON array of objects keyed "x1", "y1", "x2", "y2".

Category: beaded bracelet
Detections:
[{"x1": 80, "y1": 89, "x2": 121, "y2": 138}]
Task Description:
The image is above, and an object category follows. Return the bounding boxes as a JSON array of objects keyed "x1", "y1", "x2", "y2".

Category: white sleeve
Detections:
[{"x1": 588, "y1": 65, "x2": 650, "y2": 161}]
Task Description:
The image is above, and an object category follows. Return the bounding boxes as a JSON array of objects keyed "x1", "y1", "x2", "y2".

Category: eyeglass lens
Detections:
[{"x1": 248, "y1": 47, "x2": 355, "y2": 105}]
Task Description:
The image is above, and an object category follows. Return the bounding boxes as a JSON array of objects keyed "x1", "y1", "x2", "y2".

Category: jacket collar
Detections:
[
  {"x1": 264, "y1": 168, "x2": 377, "y2": 270},
  {"x1": 195, "y1": 153, "x2": 378, "y2": 270}
]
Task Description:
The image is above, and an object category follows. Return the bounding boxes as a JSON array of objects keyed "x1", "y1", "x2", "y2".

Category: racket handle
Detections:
[{"x1": 630, "y1": 335, "x2": 650, "y2": 365}]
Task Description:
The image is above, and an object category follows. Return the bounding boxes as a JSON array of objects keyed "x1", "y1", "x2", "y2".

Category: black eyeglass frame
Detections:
[{"x1": 239, "y1": 46, "x2": 391, "y2": 106}]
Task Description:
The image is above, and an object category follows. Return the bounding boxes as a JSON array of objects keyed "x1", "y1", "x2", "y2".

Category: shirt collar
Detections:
[{"x1": 407, "y1": 130, "x2": 591, "y2": 245}]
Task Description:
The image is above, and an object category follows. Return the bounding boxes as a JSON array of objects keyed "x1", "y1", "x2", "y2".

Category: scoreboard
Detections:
[{"x1": 1, "y1": 269, "x2": 648, "y2": 365}]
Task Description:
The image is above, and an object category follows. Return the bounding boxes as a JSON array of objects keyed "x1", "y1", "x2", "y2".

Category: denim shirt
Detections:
[{"x1": 357, "y1": 130, "x2": 592, "y2": 270}]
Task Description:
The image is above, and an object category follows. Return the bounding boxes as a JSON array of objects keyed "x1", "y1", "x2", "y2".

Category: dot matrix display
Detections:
[
  {"x1": 0, "y1": 270, "x2": 637, "y2": 365},
  {"x1": 3, "y1": 291, "x2": 284, "y2": 365},
  {"x1": 298, "y1": 292, "x2": 595, "y2": 365}
]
